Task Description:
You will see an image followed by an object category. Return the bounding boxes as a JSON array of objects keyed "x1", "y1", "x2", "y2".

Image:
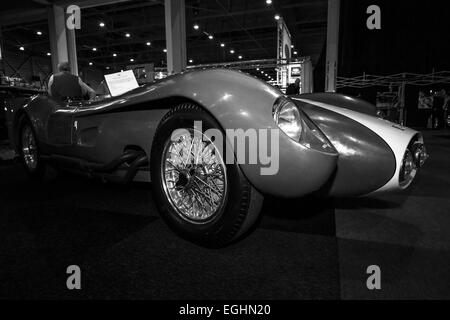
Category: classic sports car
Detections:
[{"x1": 5, "y1": 69, "x2": 427, "y2": 246}]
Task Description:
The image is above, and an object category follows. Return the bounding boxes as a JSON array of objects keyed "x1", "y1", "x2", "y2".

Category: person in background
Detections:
[
  {"x1": 443, "y1": 90, "x2": 449, "y2": 129},
  {"x1": 285, "y1": 78, "x2": 300, "y2": 95},
  {"x1": 432, "y1": 89, "x2": 445, "y2": 129},
  {"x1": 48, "y1": 62, "x2": 96, "y2": 101}
]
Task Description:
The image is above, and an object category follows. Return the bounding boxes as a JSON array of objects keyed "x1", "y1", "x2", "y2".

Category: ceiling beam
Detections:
[
  {"x1": 190, "y1": 1, "x2": 326, "y2": 21},
  {"x1": 0, "y1": 8, "x2": 47, "y2": 27},
  {"x1": 33, "y1": 0, "x2": 135, "y2": 9},
  {"x1": 12, "y1": 18, "x2": 325, "y2": 47}
]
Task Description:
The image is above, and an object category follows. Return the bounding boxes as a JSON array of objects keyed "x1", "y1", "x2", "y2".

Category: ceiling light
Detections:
[
  {"x1": 146, "y1": 42, "x2": 151, "y2": 46},
  {"x1": 46, "y1": 52, "x2": 51, "y2": 56},
  {"x1": 130, "y1": 58, "x2": 134, "y2": 62},
  {"x1": 163, "y1": 48, "x2": 167, "y2": 53},
  {"x1": 293, "y1": 51, "x2": 298, "y2": 55},
  {"x1": 189, "y1": 59, "x2": 193, "y2": 63},
  {"x1": 238, "y1": 55, "x2": 242, "y2": 59},
  {"x1": 291, "y1": 45, "x2": 294, "y2": 48},
  {"x1": 266, "y1": 0, "x2": 272, "y2": 4},
  {"x1": 106, "y1": 66, "x2": 110, "y2": 69},
  {"x1": 19, "y1": 46, "x2": 24, "y2": 51},
  {"x1": 208, "y1": 35, "x2": 214, "y2": 40},
  {"x1": 92, "y1": 47, "x2": 97, "y2": 51},
  {"x1": 113, "y1": 53, "x2": 117, "y2": 57},
  {"x1": 274, "y1": 14, "x2": 281, "y2": 20},
  {"x1": 89, "y1": 62, "x2": 93, "y2": 66},
  {"x1": 36, "y1": 31, "x2": 42, "y2": 36},
  {"x1": 230, "y1": 49, "x2": 235, "y2": 54},
  {"x1": 193, "y1": 24, "x2": 199, "y2": 30},
  {"x1": 256, "y1": 68, "x2": 260, "y2": 70},
  {"x1": 125, "y1": 33, "x2": 131, "y2": 38},
  {"x1": 220, "y1": 43, "x2": 225, "y2": 47},
  {"x1": 99, "y1": 22, "x2": 105, "y2": 27}
]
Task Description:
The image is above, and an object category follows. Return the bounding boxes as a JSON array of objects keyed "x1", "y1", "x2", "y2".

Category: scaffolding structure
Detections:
[
  {"x1": 336, "y1": 71, "x2": 450, "y2": 125},
  {"x1": 337, "y1": 71, "x2": 450, "y2": 89}
]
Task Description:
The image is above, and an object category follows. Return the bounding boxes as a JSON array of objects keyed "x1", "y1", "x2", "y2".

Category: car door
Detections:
[{"x1": 47, "y1": 100, "x2": 82, "y2": 146}]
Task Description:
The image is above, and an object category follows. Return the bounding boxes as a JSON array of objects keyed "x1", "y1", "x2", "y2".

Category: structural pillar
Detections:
[
  {"x1": 0, "y1": 26, "x2": 5, "y2": 75},
  {"x1": 325, "y1": 0, "x2": 340, "y2": 92},
  {"x1": 164, "y1": 0, "x2": 186, "y2": 75},
  {"x1": 48, "y1": 5, "x2": 78, "y2": 75},
  {"x1": 301, "y1": 58, "x2": 313, "y2": 94},
  {"x1": 66, "y1": 28, "x2": 78, "y2": 76}
]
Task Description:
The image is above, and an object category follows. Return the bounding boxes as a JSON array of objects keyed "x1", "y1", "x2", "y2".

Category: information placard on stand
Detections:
[{"x1": 104, "y1": 70, "x2": 139, "y2": 97}]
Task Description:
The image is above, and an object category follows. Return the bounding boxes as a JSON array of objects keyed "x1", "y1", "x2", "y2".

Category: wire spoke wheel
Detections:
[
  {"x1": 21, "y1": 125, "x2": 38, "y2": 171},
  {"x1": 151, "y1": 104, "x2": 263, "y2": 246},
  {"x1": 161, "y1": 128, "x2": 227, "y2": 223}
]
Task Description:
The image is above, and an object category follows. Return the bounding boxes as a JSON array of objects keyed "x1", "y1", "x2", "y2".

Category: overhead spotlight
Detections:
[
  {"x1": 99, "y1": 22, "x2": 105, "y2": 27},
  {"x1": 293, "y1": 51, "x2": 298, "y2": 55},
  {"x1": 220, "y1": 43, "x2": 225, "y2": 47},
  {"x1": 146, "y1": 41, "x2": 151, "y2": 46},
  {"x1": 189, "y1": 59, "x2": 193, "y2": 63},
  {"x1": 130, "y1": 58, "x2": 134, "y2": 62},
  {"x1": 256, "y1": 68, "x2": 260, "y2": 70},
  {"x1": 291, "y1": 45, "x2": 294, "y2": 48},
  {"x1": 106, "y1": 66, "x2": 110, "y2": 69},
  {"x1": 113, "y1": 53, "x2": 117, "y2": 57},
  {"x1": 274, "y1": 14, "x2": 281, "y2": 20},
  {"x1": 89, "y1": 62, "x2": 93, "y2": 66},
  {"x1": 230, "y1": 49, "x2": 235, "y2": 54},
  {"x1": 238, "y1": 55, "x2": 242, "y2": 59},
  {"x1": 46, "y1": 52, "x2": 51, "y2": 56},
  {"x1": 19, "y1": 46, "x2": 24, "y2": 51},
  {"x1": 266, "y1": 0, "x2": 272, "y2": 4},
  {"x1": 92, "y1": 47, "x2": 97, "y2": 51},
  {"x1": 36, "y1": 31, "x2": 42, "y2": 36},
  {"x1": 125, "y1": 33, "x2": 131, "y2": 38},
  {"x1": 208, "y1": 35, "x2": 214, "y2": 40},
  {"x1": 261, "y1": 71, "x2": 264, "y2": 74},
  {"x1": 163, "y1": 48, "x2": 167, "y2": 53},
  {"x1": 193, "y1": 24, "x2": 199, "y2": 30}
]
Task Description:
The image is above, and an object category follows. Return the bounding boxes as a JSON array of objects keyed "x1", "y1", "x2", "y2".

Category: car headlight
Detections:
[
  {"x1": 272, "y1": 97, "x2": 303, "y2": 141},
  {"x1": 399, "y1": 149, "x2": 417, "y2": 187},
  {"x1": 272, "y1": 97, "x2": 336, "y2": 153},
  {"x1": 412, "y1": 142, "x2": 428, "y2": 167}
]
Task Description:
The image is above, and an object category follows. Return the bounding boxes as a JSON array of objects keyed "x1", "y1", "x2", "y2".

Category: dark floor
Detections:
[{"x1": 0, "y1": 130, "x2": 449, "y2": 299}]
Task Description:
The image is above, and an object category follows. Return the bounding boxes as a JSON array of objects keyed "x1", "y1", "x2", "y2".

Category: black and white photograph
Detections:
[{"x1": 0, "y1": 0, "x2": 449, "y2": 310}]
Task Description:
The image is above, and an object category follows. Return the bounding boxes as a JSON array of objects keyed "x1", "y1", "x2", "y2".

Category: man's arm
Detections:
[
  {"x1": 78, "y1": 78, "x2": 96, "y2": 100},
  {"x1": 47, "y1": 75, "x2": 54, "y2": 96}
]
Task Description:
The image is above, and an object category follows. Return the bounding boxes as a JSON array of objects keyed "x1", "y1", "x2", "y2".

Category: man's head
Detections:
[
  {"x1": 58, "y1": 62, "x2": 71, "y2": 72},
  {"x1": 295, "y1": 78, "x2": 300, "y2": 86}
]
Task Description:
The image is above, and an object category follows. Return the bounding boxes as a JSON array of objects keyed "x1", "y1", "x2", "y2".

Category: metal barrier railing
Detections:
[{"x1": 154, "y1": 57, "x2": 309, "y2": 73}]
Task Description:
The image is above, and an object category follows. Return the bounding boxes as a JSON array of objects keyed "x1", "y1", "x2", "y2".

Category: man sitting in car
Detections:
[{"x1": 48, "y1": 62, "x2": 96, "y2": 101}]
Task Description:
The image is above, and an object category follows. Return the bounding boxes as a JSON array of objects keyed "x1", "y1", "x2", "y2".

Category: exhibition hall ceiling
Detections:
[{"x1": 0, "y1": 0, "x2": 327, "y2": 73}]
